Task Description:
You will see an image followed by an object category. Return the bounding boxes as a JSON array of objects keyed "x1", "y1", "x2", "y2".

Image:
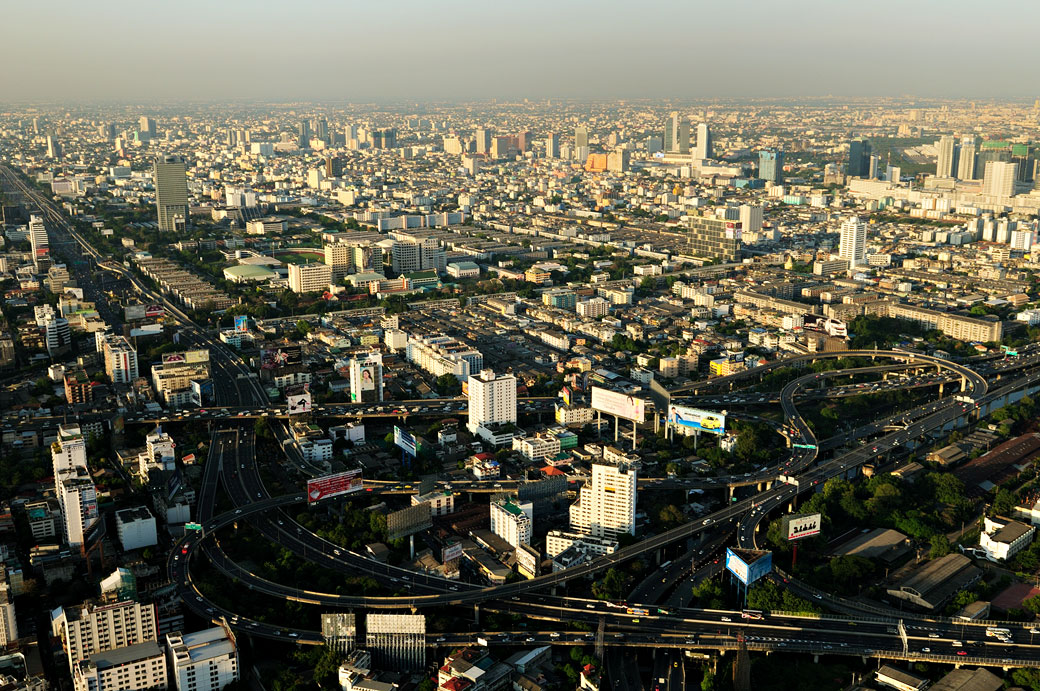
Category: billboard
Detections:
[
  {"x1": 261, "y1": 345, "x2": 302, "y2": 370},
  {"x1": 190, "y1": 379, "x2": 213, "y2": 407},
  {"x1": 387, "y1": 502, "x2": 432, "y2": 541},
  {"x1": 394, "y1": 426, "x2": 417, "y2": 456},
  {"x1": 145, "y1": 304, "x2": 165, "y2": 318},
  {"x1": 724, "y1": 221, "x2": 742, "y2": 241},
  {"x1": 287, "y1": 390, "x2": 312, "y2": 415},
  {"x1": 124, "y1": 304, "x2": 147, "y2": 321},
  {"x1": 442, "y1": 541, "x2": 463, "y2": 562},
  {"x1": 783, "y1": 513, "x2": 822, "y2": 541},
  {"x1": 725, "y1": 548, "x2": 772, "y2": 587},
  {"x1": 667, "y1": 405, "x2": 726, "y2": 435},
  {"x1": 163, "y1": 350, "x2": 209, "y2": 366},
  {"x1": 351, "y1": 360, "x2": 379, "y2": 402},
  {"x1": 234, "y1": 315, "x2": 249, "y2": 333},
  {"x1": 590, "y1": 387, "x2": 646, "y2": 423},
  {"x1": 306, "y1": 469, "x2": 364, "y2": 503}
]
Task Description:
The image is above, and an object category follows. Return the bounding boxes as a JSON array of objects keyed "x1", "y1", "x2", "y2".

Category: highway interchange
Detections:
[{"x1": 8, "y1": 167, "x2": 1040, "y2": 682}]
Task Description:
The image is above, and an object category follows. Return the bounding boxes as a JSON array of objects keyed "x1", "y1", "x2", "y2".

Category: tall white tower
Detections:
[
  {"x1": 467, "y1": 369, "x2": 517, "y2": 434},
  {"x1": 694, "y1": 123, "x2": 713, "y2": 160},
  {"x1": 838, "y1": 217, "x2": 867, "y2": 267}
]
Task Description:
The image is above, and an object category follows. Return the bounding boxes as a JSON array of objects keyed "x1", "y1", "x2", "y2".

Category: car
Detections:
[
  {"x1": 256, "y1": 492, "x2": 262, "y2": 499},
  {"x1": 235, "y1": 509, "x2": 242, "y2": 514},
  {"x1": 921, "y1": 647, "x2": 930, "y2": 653},
  {"x1": 436, "y1": 637, "x2": 446, "y2": 642},
  {"x1": 181, "y1": 546, "x2": 189, "y2": 554},
  {"x1": 333, "y1": 549, "x2": 341, "y2": 556},
  {"x1": 702, "y1": 518, "x2": 713, "y2": 526},
  {"x1": 813, "y1": 594, "x2": 823, "y2": 600},
  {"x1": 956, "y1": 650, "x2": 967, "y2": 656},
  {"x1": 525, "y1": 637, "x2": 535, "y2": 642},
  {"x1": 928, "y1": 633, "x2": 940, "y2": 638},
  {"x1": 289, "y1": 633, "x2": 299, "y2": 638},
  {"x1": 720, "y1": 617, "x2": 732, "y2": 622}
]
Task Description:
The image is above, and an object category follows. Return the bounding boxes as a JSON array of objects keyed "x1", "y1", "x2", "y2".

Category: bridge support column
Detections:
[
  {"x1": 473, "y1": 604, "x2": 480, "y2": 625},
  {"x1": 728, "y1": 486, "x2": 735, "y2": 502},
  {"x1": 938, "y1": 382, "x2": 944, "y2": 397}
]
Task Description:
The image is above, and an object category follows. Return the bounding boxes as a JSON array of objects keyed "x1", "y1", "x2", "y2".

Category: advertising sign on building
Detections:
[
  {"x1": 306, "y1": 469, "x2": 364, "y2": 503},
  {"x1": 725, "y1": 548, "x2": 772, "y2": 586},
  {"x1": 261, "y1": 345, "x2": 302, "y2": 370},
  {"x1": 145, "y1": 304, "x2": 165, "y2": 318},
  {"x1": 667, "y1": 405, "x2": 726, "y2": 435},
  {"x1": 287, "y1": 389, "x2": 312, "y2": 415},
  {"x1": 234, "y1": 315, "x2": 249, "y2": 333},
  {"x1": 590, "y1": 387, "x2": 646, "y2": 423},
  {"x1": 783, "y1": 513, "x2": 822, "y2": 541},
  {"x1": 442, "y1": 541, "x2": 463, "y2": 563},
  {"x1": 394, "y1": 426, "x2": 417, "y2": 456},
  {"x1": 387, "y1": 502, "x2": 432, "y2": 541}
]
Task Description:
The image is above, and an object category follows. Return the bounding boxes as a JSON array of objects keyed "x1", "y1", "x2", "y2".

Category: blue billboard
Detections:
[
  {"x1": 725, "y1": 548, "x2": 772, "y2": 586},
  {"x1": 234, "y1": 315, "x2": 249, "y2": 333},
  {"x1": 668, "y1": 405, "x2": 726, "y2": 435},
  {"x1": 393, "y1": 426, "x2": 417, "y2": 456}
]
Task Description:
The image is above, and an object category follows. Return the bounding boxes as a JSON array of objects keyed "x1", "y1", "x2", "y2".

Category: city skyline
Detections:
[{"x1": 4, "y1": 0, "x2": 1040, "y2": 103}]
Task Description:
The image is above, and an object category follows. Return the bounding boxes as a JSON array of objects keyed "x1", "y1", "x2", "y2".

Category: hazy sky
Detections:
[{"x1": 5, "y1": 0, "x2": 1038, "y2": 103}]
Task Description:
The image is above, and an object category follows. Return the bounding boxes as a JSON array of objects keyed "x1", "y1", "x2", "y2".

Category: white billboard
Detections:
[
  {"x1": 667, "y1": 405, "x2": 726, "y2": 435},
  {"x1": 784, "y1": 513, "x2": 822, "y2": 541},
  {"x1": 287, "y1": 390, "x2": 312, "y2": 415},
  {"x1": 591, "y1": 387, "x2": 645, "y2": 423}
]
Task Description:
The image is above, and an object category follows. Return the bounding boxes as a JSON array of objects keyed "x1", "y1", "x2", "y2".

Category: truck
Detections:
[{"x1": 476, "y1": 637, "x2": 489, "y2": 647}]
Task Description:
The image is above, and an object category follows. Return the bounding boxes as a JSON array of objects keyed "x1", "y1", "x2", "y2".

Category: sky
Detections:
[{"x1": 4, "y1": 0, "x2": 1038, "y2": 104}]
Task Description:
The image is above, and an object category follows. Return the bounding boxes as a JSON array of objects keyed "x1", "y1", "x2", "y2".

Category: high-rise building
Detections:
[
  {"x1": 758, "y1": 149, "x2": 783, "y2": 183},
  {"x1": 607, "y1": 149, "x2": 630, "y2": 173},
  {"x1": 64, "y1": 369, "x2": 93, "y2": 405},
  {"x1": 0, "y1": 578, "x2": 16, "y2": 646},
  {"x1": 153, "y1": 155, "x2": 189, "y2": 232},
  {"x1": 957, "y1": 136, "x2": 977, "y2": 180},
  {"x1": 663, "y1": 112, "x2": 689, "y2": 154},
  {"x1": 314, "y1": 118, "x2": 329, "y2": 144},
  {"x1": 297, "y1": 120, "x2": 311, "y2": 148},
  {"x1": 45, "y1": 317, "x2": 71, "y2": 357},
  {"x1": 57, "y1": 468, "x2": 99, "y2": 550},
  {"x1": 288, "y1": 262, "x2": 332, "y2": 294},
  {"x1": 390, "y1": 236, "x2": 445, "y2": 274},
  {"x1": 96, "y1": 332, "x2": 139, "y2": 384},
  {"x1": 694, "y1": 122, "x2": 712, "y2": 160},
  {"x1": 51, "y1": 599, "x2": 159, "y2": 672},
  {"x1": 324, "y1": 156, "x2": 344, "y2": 178},
  {"x1": 687, "y1": 216, "x2": 742, "y2": 262},
  {"x1": 490, "y1": 496, "x2": 533, "y2": 548},
  {"x1": 545, "y1": 132, "x2": 559, "y2": 158},
  {"x1": 475, "y1": 128, "x2": 491, "y2": 155},
  {"x1": 847, "y1": 138, "x2": 872, "y2": 177},
  {"x1": 467, "y1": 369, "x2": 516, "y2": 434},
  {"x1": 569, "y1": 460, "x2": 638, "y2": 538},
  {"x1": 324, "y1": 243, "x2": 353, "y2": 282},
  {"x1": 983, "y1": 160, "x2": 1019, "y2": 198},
  {"x1": 365, "y1": 614, "x2": 425, "y2": 672},
  {"x1": 46, "y1": 135, "x2": 62, "y2": 160},
  {"x1": 574, "y1": 126, "x2": 589, "y2": 149},
  {"x1": 29, "y1": 213, "x2": 50, "y2": 270},
  {"x1": 936, "y1": 135, "x2": 958, "y2": 178},
  {"x1": 73, "y1": 641, "x2": 167, "y2": 691},
  {"x1": 349, "y1": 352, "x2": 383, "y2": 403},
  {"x1": 838, "y1": 216, "x2": 867, "y2": 267},
  {"x1": 53, "y1": 424, "x2": 88, "y2": 476},
  {"x1": 739, "y1": 205, "x2": 764, "y2": 234},
  {"x1": 166, "y1": 625, "x2": 239, "y2": 691},
  {"x1": 139, "y1": 116, "x2": 157, "y2": 139}
]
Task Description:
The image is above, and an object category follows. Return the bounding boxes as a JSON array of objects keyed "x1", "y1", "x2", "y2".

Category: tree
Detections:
[
  {"x1": 929, "y1": 535, "x2": 952, "y2": 559},
  {"x1": 1024, "y1": 595, "x2": 1040, "y2": 615},
  {"x1": 700, "y1": 666, "x2": 715, "y2": 691},
  {"x1": 992, "y1": 488, "x2": 1016, "y2": 517}
]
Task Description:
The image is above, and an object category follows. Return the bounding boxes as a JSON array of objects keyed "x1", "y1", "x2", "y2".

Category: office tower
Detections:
[
  {"x1": 646, "y1": 135, "x2": 663, "y2": 154},
  {"x1": 287, "y1": 262, "x2": 332, "y2": 294},
  {"x1": 352, "y1": 243, "x2": 383, "y2": 275},
  {"x1": 983, "y1": 161, "x2": 1018, "y2": 198},
  {"x1": 739, "y1": 205, "x2": 764, "y2": 234},
  {"x1": 98, "y1": 123, "x2": 116, "y2": 140},
  {"x1": 687, "y1": 216, "x2": 742, "y2": 262},
  {"x1": 364, "y1": 614, "x2": 425, "y2": 672},
  {"x1": 0, "y1": 578, "x2": 16, "y2": 646},
  {"x1": 370, "y1": 127, "x2": 397, "y2": 149},
  {"x1": 29, "y1": 213, "x2": 49, "y2": 270},
  {"x1": 45, "y1": 317, "x2": 71, "y2": 357},
  {"x1": 490, "y1": 135, "x2": 514, "y2": 159},
  {"x1": 390, "y1": 236, "x2": 445, "y2": 274},
  {"x1": 324, "y1": 156, "x2": 344, "y2": 177},
  {"x1": 663, "y1": 111, "x2": 690, "y2": 154},
  {"x1": 297, "y1": 120, "x2": 311, "y2": 148},
  {"x1": 97, "y1": 333, "x2": 139, "y2": 384},
  {"x1": 839, "y1": 216, "x2": 867, "y2": 267},
  {"x1": 166, "y1": 625, "x2": 239, "y2": 691},
  {"x1": 569, "y1": 460, "x2": 638, "y2": 538},
  {"x1": 516, "y1": 130, "x2": 531, "y2": 152},
  {"x1": 847, "y1": 138, "x2": 872, "y2": 177},
  {"x1": 153, "y1": 155, "x2": 189, "y2": 232},
  {"x1": 936, "y1": 135, "x2": 958, "y2": 178},
  {"x1": 314, "y1": 118, "x2": 329, "y2": 143},
  {"x1": 52, "y1": 599, "x2": 160, "y2": 673},
  {"x1": 349, "y1": 352, "x2": 384, "y2": 403},
  {"x1": 324, "y1": 243, "x2": 352, "y2": 282},
  {"x1": 887, "y1": 165, "x2": 902, "y2": 183},
  {"x1": 467, "y1": 369, "x2": 516, "y2": 434},
  {"x1": 475, "y1": 128, "x2": 491, "y2": 154},
  {"x1": 758, "y1": 149, "x2": 783, "y2": 183},
  {"x1": 46, "y1": 135, "x2": 62, "y2": 159},
  {"x1": 73, "y1": 642, "x2": 167, "y2": 691},
  {"x1": 607, "y1": 149, "x2": 630, "y2": 173},
  {"x1": 490, "y1": 496, "x2": 533, "y2": 548},
  {"x1": 345, "y1": 124, "x2": 358, "y2": 143},
  {"x1": 957, "y1": 136, "x2": 977, "y2": 180},
  {"x1": 574, "y1": 126, "x2": 589, "y2": 149},
  {"x1": 694, "y1": 122, "x2": 712, "y2": 160},
  {"x1": 546, "y1": 132, "x2": 559, "y2": 158},
  {"x1": 138, "y1": 116, "x2": 157, "y2": 139},
  {"x1": 1012, "y1": 144, "x2": 1036, "y2": 183}
]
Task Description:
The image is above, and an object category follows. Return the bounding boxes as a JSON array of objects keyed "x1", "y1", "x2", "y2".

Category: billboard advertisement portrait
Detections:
[
  {"x1": 261, "y1": 345, "x2": 302, "y2": 370},
  {"x1": 590, "y1": 387, "x2": 646, "y2": 423},
  {"x1": 358, "y1": 363, "x2": 377, "y2": 392},
  {"x1": 306, "y1": 469, "x2": 363, "y2": 503},
  {"x1": 668, "y1": 405, "x2": 726, "y2": 435}
]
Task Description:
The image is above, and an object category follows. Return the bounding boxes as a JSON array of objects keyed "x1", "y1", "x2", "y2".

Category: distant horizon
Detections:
[{"x1": 5, "y1": 0, "x2": 1039, "y2": 104}]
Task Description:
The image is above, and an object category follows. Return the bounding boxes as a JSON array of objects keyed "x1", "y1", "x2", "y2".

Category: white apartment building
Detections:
[
  {"x1": 838, "y1": 217, "x2": 866, "y2": 267},
  {"x1": 53, "y1": 424, "x2": 99, "y2": 551},
  {"x1": 545, "y1": 530, "x2": 618, "y2": 558},
  {"x1": 979, "y1": 516, "x2": 1035, "y2": 562},
  {"x1": 490, "y1": 497, "x2": 533, "y2": 548},
  {"x1": 287, "y1": 262, "x2": 332, "y2": 294},
  {"x1": 467, "y1": 369, "x2": 516, "y2": 435},
  {"x1": 0, "y1": 580, "x2": 17, "y2": 646},
  {"x1": 576, "y1": 297, "x2": 609, "y2": 318},
  {"x1": 53, "y1": 424, "x2": 88, "y2": 475},
  {"x1": 983, "y1": 161, "x2": 1018, "y2": 199},
  {"x1": 390, "y1": 236, "x2": 445, "y2": 274},
  {"x1": 166, "y1": 626, "x2": 239, "y2": 691},
  {"x1": 411, "y1": 490, "x2": 454, "y2": 517},
  {"x1": 74, "y1": 641, "x2": 167, "y2": 691},
  {"x1": 555, "y1": 404, "x2": 595, "y2": 426},
  {"x1": 115, "y1": 507, "x2": 157, "y2": 551},
  {"x1": 52, "y1": 599, "x2": 159, "y2": 674},
  {"x1": 405, "y1": 335, "x2": 483, "y2": 379},
  {"x1": 569, "y1": 460, "x2": 638, "y2": 538},
  {"x1": 96, "y1": 332, "x2": 139, "y2": 384},
  {"x1": 513, "y1": 432, "x2": 561, "y2": 464}
]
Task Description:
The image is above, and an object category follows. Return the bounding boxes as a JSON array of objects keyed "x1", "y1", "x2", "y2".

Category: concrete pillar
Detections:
[
  {"x1": 473, "y1": 604, "x2": 480, "y2": 624},
  {"x1": 813, "y1": 654, "x2": 819, "y2": 663},
  {"x1": 728, "y1": 486, "x2": 735, "y2": 501}
]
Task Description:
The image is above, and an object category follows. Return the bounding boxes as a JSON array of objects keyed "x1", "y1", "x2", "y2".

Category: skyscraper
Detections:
[
  {"x1": 694, "y1": 122, "x2": 712, "y2": 160},
  {"x1": 29, "y1": 213, "x2": 49, "y2": 270},
  {"x1": 663, "y1": 111, "x2": 689, "y2": 154},
  {"x1": 467, "y1": 369, "x2": 517, "y2": 435},
  {"x1": 545, "y1": 132, "x2": 559, "y2": 158},
  {"x1": 46, "y1": 135, "x2": 62, "y2": 160},
  {"x1": 574, "y1": 126, "x2": 589, "y2": 149},
  {"x1": 847, "y1": 138, "x2": 872, "y2": 177},
  {"x1": 297, "y1": 120, "x2": 311, "y2": 148},
  {"x1": 475, "y1": 128, "x2": 491, "y2": 155},
  {"x1": 568, "y1": 460, "x2": 638, "y2": 538},
  {"x1": 957, "y1": 136, "x2": 977, "y2": 180},
  {"x1": 936, "y1": 135, "x2": 958, "y2": 178},
  {"x1": 839, "y1": 216, "x2": 867, "y2": 267},
  {"x1": 687, "y1": 216, "x2": 742, "y2": 262},
  {"x1": 349, "y1": 352, "x2": 384, "y2": 403},
  {"x1": 138, "y1": 116, "x2": 157, "y2": 139},
  {"x1": 758, "y1": 149, "x2": 784, "y2": 183},
  {"x1": 983, "y1": 161, "x2": 1019, "y2": 198},
  {"x1": 153, "y1": 155, "x2": 188, "y2": 232}
]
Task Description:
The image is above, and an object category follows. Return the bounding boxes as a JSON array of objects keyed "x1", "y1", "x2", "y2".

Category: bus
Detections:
[
  {"x1": 627, "y1": 607, "x2": 649, "y2": 617},
  {"x1": 986, "y1": 627, "x2": 1011, "y2": 641},
  {"x1": 741, "y1": 610, "x2": 764, "y2": 620}
]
